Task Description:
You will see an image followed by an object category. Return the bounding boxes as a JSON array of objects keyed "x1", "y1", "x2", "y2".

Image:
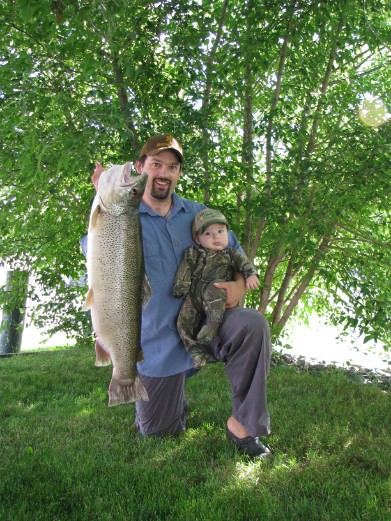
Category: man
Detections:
[{"x1": 132, "y1": 134, "x2": 271, "y2": 459}]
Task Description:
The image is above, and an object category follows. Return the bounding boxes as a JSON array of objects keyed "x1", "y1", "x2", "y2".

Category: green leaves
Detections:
[{"x1": 1, "y1": 0, "x2": 390, "y2": 348}]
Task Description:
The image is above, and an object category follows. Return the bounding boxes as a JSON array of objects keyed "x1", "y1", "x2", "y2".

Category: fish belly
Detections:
[{"x1": 87, "y1": 211, "x2": 148, "y2": 406}]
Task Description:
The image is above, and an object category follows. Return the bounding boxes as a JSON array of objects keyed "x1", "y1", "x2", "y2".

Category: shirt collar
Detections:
[{"x1": 139, "y1": 193, "x2": 188, "y2": 218}]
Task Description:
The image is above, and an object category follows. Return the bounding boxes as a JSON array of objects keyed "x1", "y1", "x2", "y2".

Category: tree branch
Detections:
[
  {"x1": 271, "y1": 254, "x2": 296, "y2": 324},
  {"x1": 201, "y1": 0, "x2": 229, "y2": 203},
  {"x1": 306, "y1": 15, "x2": 344, "y2": 154},
  {"x1": 276, "y1": 229, "x2": 335, "y2": 331},
  {"x1": 111, "y1": 54, "x2": 140, "y2": 155},
  {"x1": 258, "y1": 249, "x2": 286, "y2": 314},
  {"x1": 250, "y1": 0, "x2": 297, "y2": 261}
]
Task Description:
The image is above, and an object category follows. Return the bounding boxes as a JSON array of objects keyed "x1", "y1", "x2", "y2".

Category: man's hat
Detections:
[
  {"x1": 139, "y1": 134, "x2": 183, "y2": 163},
  {"x1": 192, "y1": 208, "x2": 229, "y2": 240}
]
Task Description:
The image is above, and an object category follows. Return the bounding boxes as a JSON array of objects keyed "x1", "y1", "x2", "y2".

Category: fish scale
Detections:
[{"x1": 83, "y1": 163, "x2": 150, "y2": 406}]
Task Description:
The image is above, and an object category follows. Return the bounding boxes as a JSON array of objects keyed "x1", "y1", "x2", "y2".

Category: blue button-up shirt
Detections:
[
  {"x1": 80, "y1": 193, "x2": 242, "y2": 378},
  {"x1": 138, "y1": 193, "x2": 241, "y2": 377}
]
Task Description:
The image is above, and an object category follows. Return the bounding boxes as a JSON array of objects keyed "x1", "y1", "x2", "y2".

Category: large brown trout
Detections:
[{"x1": 83, "y1": 162, "x2": 150, "y2": 406}]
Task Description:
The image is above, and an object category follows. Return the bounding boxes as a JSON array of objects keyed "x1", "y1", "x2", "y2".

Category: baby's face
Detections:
[{"x1": 196, "y1": 223, "x2": 229, "y2": 250}]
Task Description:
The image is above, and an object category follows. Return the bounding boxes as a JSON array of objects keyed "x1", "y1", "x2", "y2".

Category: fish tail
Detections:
[{"x1": 108, "y1": 375, "x2": 149, "y2": 406}]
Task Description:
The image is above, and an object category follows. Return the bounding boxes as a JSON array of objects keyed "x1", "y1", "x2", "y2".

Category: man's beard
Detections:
[{"x1": 150, "y1": 178, "x2": 171, "y2": 200}]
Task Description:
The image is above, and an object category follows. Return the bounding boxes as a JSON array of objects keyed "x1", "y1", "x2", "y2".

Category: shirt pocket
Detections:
[{"x1": 143, "y1": 242, "x2": 165, "y2": 282}]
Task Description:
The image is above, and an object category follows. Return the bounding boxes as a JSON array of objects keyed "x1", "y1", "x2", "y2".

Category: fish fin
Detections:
[
  {"x1": 94, "y1": 339, "x2": 112, "y2": 367},
  {"x1": 82, "y1": 289, "x2": 94, "y2": 311},
  {"x1": 90, "y1": 204, "x2": 101, "y2": 229},
  {"x1": 108, "y1": 375, "x2": 149, "y2": 406},
  {"x1": 142, "y1": 275, "x2": 152, "y2": 308}
]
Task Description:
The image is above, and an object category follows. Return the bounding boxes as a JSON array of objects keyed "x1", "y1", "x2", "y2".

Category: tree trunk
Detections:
[
  {"x1": 200, "y1": 0, "x2": 229, "y2": 204},
  {"x1": 0, "y1": 270, "x2": 29, "y2": 355},
  {"x1": 242, "y1": 61, "x2": 254, "y2": 255},
  {"x1": 250, "y1": 1, "x2": 297, "y2": 262}
]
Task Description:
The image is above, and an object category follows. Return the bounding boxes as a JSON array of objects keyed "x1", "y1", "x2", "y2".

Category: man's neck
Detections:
[{"x1": 143, "y1": 193, "x2": 173, "y2": 217}]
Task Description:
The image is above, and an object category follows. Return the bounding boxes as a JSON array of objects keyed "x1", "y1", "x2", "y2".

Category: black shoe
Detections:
[{"x1": 226, "y1": 427, "x2": 272, "y2": 459}]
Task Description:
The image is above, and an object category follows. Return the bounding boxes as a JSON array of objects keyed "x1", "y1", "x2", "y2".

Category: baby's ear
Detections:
[{"x1": 91, "y1": 161, "x2": 105, "y2": 190}]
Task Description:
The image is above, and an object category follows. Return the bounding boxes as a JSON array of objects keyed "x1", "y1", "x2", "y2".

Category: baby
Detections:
[{"x1": 173, "y1": 208, "x2": 259, "y2": 368}]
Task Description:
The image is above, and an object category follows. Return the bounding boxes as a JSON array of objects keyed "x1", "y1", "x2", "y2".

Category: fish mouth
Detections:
[
  {"x1": 122, "y1": 166, "x2": 134, "y2": 185},
  {"x1": 119, "y1": 173, "x2": 148, "y2": 193}
]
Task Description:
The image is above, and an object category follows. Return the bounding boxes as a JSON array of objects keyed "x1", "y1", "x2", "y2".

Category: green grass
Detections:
[{"x1": 1, "y1": 346, "x2": 390, "y2": 521}]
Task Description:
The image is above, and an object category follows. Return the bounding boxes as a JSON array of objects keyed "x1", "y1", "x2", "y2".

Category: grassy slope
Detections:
[{"x1": 1, "y1": 346, "x2": 390, "y2": 521}]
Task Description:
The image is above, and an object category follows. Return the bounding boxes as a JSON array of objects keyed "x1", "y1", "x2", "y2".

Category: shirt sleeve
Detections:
[
  {"x1": 230, "y1": 249, "x2": 258, "y2": 279},
  {"x1": 228, "y1": 231, "x2": 244, "y2": 254}
]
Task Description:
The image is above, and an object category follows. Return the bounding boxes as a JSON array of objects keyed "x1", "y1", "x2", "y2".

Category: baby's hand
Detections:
[{"x1": 245, "y1": 275, "x2": 259, "y2": 290}]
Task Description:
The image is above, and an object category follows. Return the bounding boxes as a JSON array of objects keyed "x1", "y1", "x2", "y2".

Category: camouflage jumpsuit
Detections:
[{"x1": 173, "y1": 244, "x2": 258, "y2": 367}]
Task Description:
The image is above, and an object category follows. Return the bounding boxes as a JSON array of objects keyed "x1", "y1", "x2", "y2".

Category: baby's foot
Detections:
[
  {"x1": 192, "y1": 354, "x2": 207, "y2": 369},
  {"x1": 196, "y1": 323, "x2": 220, "y2": 345},
  {"x1": 191, "y1": 346, "x2": 208, "y2": 368}
]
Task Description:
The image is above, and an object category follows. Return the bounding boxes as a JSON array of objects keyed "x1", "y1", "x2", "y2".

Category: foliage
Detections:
[
  {"x1": 1, "y1": 347, "x2": 390, "y2": 520},
  {"x1": 0, "y1": 0, "x2": 390, "y2": 347}
]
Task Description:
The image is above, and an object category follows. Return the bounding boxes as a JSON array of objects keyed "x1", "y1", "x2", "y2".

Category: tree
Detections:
[
  {"x1": 0, "y1": 0, "x2": 390, "y2": 349},
  {"x1": 0, "y1": 270, "x2": 28, "y2": 354}
]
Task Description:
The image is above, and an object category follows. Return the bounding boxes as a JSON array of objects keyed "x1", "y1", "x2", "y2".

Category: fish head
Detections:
[{"x1": 97, "y1": 163, "x2": 148, "y2": 216}]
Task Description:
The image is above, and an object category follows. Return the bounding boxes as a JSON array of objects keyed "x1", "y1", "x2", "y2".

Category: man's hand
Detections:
[{"x1": 214, "y1": 274, "x2": 246, "y2": 309}]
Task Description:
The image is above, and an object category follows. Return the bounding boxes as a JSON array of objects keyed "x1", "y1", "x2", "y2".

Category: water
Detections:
[{"x1": 281, "y1": 316, "x2": 389, "y2": 372}]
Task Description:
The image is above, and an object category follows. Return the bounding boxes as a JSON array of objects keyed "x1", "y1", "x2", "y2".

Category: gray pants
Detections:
[{"x1": 135, "y1": 308, "x2": 271, "y2": 438}]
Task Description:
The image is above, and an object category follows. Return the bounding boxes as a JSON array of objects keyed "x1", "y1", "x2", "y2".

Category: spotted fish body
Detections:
[{"x1": 83, "y1": 162, "x2": 149, "y2": 406}]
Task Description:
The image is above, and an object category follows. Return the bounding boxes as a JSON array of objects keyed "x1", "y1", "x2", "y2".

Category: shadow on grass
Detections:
[{"x1": 1, "y1": 346, "x2": 390, "y2": 520}]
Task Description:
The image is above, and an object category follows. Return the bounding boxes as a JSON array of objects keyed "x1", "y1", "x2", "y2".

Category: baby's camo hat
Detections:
[{"x1": 192, "y1": 208, "x2": 229, "y2": 241}]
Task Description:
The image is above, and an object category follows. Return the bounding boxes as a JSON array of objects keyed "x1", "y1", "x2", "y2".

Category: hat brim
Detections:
[
  {"x1": 197, "y1": 219, "x2": 229, "y2": 236},
  {"x1": 146, "y1": 147, "x2": 183, "y2": 163}
]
